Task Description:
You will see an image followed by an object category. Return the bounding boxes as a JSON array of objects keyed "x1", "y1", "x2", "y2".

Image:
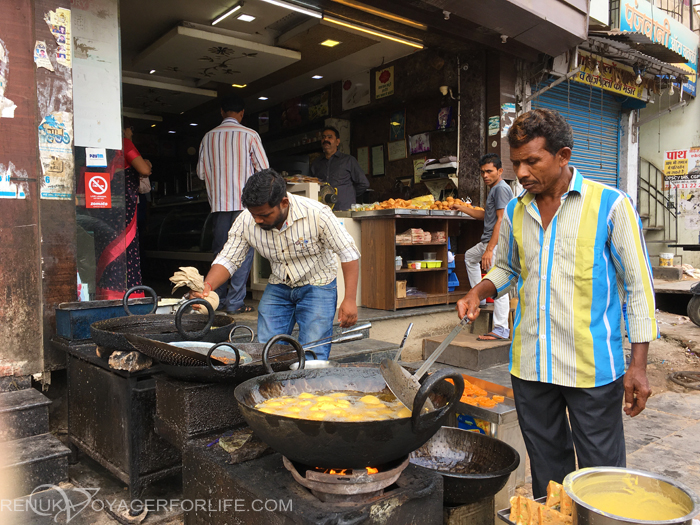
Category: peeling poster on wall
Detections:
[
  {"x1": 34, "y1": 41, "x2": 54, "y2": 71},
  {"x1": 44, "y1": 8, "x2": 72, "y2": 69},
  {"x1": 38, "y1": 112, "x2": 74, "y2": 200},
  {"x1": 0, "y1": 38, "x2": 16, "y2": 118},
  {"x1": 0, "y1": 162, "x2": 28, "y2": 199}
]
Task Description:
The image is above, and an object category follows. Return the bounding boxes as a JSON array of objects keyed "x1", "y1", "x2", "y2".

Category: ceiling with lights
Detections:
[{"x1": 119, "y1": 0, "x2": 424, "y2": 120}]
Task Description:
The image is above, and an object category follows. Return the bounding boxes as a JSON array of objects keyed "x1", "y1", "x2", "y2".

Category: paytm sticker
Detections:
[{"x1": 86, "y1": 147, "x2": 107, "y2": 167}]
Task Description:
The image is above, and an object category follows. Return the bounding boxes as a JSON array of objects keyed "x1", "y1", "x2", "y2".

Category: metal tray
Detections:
[
  {"x1": 429, "y1": 210, "x2": 465, "y2": 217},
  {"x1": 351, "y1": 209, "x2": 430, "y2": 217},
  {"x1": 497, "y1": 496, "x2": 546, "y2": 524},
  {"x1": 454, "y1": 374, "x2": 518, "y2": 425}
]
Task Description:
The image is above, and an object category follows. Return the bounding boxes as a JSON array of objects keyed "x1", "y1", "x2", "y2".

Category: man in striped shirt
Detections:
[
  {"x1": 457, "y1": 109, "x2": 658, "y2": 498},
  {"x1": 197, "y1": 95, "x2": 269, "y2": 314},
  {"x1": 194, "y1": 169, "x2": 360, "y2": 360}
]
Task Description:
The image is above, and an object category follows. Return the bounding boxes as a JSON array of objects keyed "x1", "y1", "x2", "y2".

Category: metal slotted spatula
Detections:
[{"x1": 380, "y1": 316, "x2": 470, "y2": 411}]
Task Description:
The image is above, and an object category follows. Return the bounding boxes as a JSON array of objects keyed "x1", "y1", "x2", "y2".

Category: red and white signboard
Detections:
[{"x1": 85, "y1": 172, "x2": 111, "y2": 208}]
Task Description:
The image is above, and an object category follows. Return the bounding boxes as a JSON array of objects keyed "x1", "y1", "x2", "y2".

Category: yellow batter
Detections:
[
  {"x1": 255, "y1": 391, "x2": 415, "y2": 421},
  {"x1": 575, "y1": 474, "x2": 690, "y2": 520}
]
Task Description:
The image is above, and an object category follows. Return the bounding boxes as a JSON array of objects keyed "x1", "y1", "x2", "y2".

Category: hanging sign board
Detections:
[
  {"x1": 619, "y1": 0, "x2": 698, "y2": 97},
  {"x1": 573, "y1": 50, "x2": 644, "y2": 99},
  {"x1": 85, "y1": 172, "x2": 111, "y2": 208}
]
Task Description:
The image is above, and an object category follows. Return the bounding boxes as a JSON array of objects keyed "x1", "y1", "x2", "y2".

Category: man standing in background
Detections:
[
  {"x1": 310, "y1": 126, "x2": 369, "y2": 211},
  {"x1": 198, "y1": 95, "x2": 269, "y2": 314},
  {"x1": 451, "y1": 153, "x2": 513, "y2": 341}
]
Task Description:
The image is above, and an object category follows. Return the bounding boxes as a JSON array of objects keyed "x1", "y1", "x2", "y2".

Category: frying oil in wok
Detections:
[{"x1": 255, "y1": 391, "x2": 418, "y2": 421}]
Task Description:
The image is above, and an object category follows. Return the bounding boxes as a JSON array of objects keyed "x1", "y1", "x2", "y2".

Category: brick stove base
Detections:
[{"x1": 182, "y1": 436, "x2": 444, "y2": 525}]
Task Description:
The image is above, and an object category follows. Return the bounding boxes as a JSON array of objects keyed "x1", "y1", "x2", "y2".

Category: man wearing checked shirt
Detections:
[
  {"x1": 193, "y1": 169, "x2": 359, "y2": 360},
  {"x1": 457, "y1": 109, "x2": 658, "y2": 498}
]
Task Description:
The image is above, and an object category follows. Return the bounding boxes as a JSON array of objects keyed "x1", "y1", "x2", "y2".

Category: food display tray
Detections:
[
  {"x1": 351, "y1": 209, "x2": 430, "y2": 217},
  {"x1": 455, "y1": 374, "x2": 518, "y2": 425},
  {"x1": 497, "y1": 496, "x2": 546, "y2": 524}
]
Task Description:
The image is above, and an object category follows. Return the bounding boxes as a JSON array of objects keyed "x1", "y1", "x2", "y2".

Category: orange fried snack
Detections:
[{"x1": 493, "y1": 395, "x2": 505, "y2": 403}]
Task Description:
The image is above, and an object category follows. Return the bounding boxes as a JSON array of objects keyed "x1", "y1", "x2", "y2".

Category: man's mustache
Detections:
[{"x1": 322, "y1": 141, "x2": 331, "y2": 145}]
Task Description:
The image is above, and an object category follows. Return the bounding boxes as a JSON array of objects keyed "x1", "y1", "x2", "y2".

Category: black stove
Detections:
[{"x1": 182, "y1": 435, "x2": 444, "y2": 525}]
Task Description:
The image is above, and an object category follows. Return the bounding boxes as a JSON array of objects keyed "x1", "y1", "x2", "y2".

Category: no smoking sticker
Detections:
[{"x1": 85, "y1": 172, "x2": 111, "y2": 208}]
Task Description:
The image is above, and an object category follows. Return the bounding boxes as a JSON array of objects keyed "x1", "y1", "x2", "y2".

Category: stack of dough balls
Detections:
[{"x1": 169, "y1": 266, "x2": 220, "y2": 312}]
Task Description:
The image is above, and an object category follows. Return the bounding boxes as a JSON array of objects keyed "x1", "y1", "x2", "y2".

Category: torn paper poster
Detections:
[
  {"x1": 34, "y1": 40, "x2": 54, "y2": 71},
  {"x1": 0, "y1": 162, "x2": 28, "y2": 199},
  {"x1": 38, "y1": 111, "x2": 74, "y2": 200},
  {"x1": 38, "y1": 112, "x2": 73, "y2": 158},
  {"x1": 44, "y1": 8, "x2": 71, "y2": 68},
  {"x1": 0, "y1": 38, "x2": 16, "y2": 118}
]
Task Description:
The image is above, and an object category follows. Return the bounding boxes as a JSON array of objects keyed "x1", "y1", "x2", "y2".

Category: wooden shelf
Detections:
[
  {"x1": 396, "y1": 242, "x2": 447, "y2": 246},
  {"x1": 396, "y1": 267, "x2": 447, "y2": 273},
  {"x1": 395, "y1": 294, "x2": 448, "y2": 309}
]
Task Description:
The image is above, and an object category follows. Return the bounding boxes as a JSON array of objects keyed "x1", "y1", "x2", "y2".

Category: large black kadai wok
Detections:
[
  {"x1": 234, "y1": 366, "x2": 465, "y2": 468},
  {"x1": 91, "y1": 286, "x2": 236, "y2": 353}
]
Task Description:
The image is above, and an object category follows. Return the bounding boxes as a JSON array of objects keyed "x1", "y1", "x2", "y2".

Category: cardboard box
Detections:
[{"x1": 396, "y1": 280, "x2": 407, "y2": 299}]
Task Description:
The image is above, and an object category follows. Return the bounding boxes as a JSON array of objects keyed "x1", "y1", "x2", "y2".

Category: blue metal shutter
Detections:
[{"x1": 531, "y1": 80, "x2": 622, "y2": 188}]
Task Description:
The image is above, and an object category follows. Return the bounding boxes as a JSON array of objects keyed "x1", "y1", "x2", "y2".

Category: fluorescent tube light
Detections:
[
  {"x1": 212, "y1": 4, "x2": 242, "y2": 25},
  {"x1": 259, "y1": 0, "x2": 322, "y2": 19},
  {"x1": 323, "y1": 16, "x2": 423, "y2": 49}
]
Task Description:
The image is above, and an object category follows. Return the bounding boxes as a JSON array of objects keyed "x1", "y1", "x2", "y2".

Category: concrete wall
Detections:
[{"x1": 639, "y1": 92, "x2": 700, "y2": 267}]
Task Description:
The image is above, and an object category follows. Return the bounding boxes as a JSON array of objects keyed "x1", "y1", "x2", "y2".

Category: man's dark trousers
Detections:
[
  {"x1": 211, "y1": 211, "x2": 253, "y2": 312},
  {"x1": 511, "y1": 375, "x2": 626, "y2": 498}
]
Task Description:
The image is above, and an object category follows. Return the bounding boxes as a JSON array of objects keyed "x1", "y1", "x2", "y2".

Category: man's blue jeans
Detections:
[{"x1": 257, "y1": 280, "x2": 337, "y2": 360}]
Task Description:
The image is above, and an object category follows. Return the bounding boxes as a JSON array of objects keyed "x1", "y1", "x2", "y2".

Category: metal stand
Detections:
[{"x1": 54, "y1": 338, "x2": 181, "y2": 502}]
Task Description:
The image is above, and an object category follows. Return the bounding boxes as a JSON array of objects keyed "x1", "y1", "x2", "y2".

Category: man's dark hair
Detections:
[
  {"x1": 221, "y1": 95, "x2": 245, "y2": 114},
  {"x1": 507, "y1": 108, "x2": 574, "y2": 156},
  {"x1": 242, "y1": 169, "x2": 287, "y2": 208},
  {"x1": 323, "y1": 126, "x2": 340, "y2": 139},
  {"x1": 479, "y1": 153, "x2": 502, "y2": 170}
]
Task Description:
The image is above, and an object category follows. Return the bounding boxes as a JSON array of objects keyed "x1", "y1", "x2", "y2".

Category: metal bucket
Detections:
[{"x1": 563, "y1": 467, "x2": 700, "y2": 525}]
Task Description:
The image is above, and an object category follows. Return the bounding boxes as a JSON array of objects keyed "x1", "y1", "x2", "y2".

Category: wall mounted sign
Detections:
[
  {"x1": 342, "y1": 72, "x2": 370, "y2": 110},
  {"x1": 390, "y1": 109, "x2": 405, "y2": 141},
  {"x1": 664, "y1": 148, "x2": 700, "y2": 180},
  {"x1": 375, "y1": 66, "x2": 394, "y2": 99},
  {"x1": 387, "y1": 140, "x2": 406, "y2": 161},
  {"x1": 86, "y1": 147, "x2": 107, "y2": 167},
  {"x1": 38, "y1": 112, "x2": 74, "y2": 200},
  {"x1": 85, "y1": 172, "x2": 111, "y2": 208},
  {"x1": 409, "y1": 133, "x2": 430, "y2": 155},
  {"x1": 619, "y1": 0, "x2": 698, "y2": 96},
  {"x1": 488, "y1": 115, "x2": 499, "y2": 136},
  {"x1": 356, "y1": 146, "x2": 369, "y2": 174},
  {"x1": 573, "y1": 50, "x2": 644, "y2": 99}
]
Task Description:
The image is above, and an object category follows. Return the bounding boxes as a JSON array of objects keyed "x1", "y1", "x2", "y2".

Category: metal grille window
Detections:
[{"x1": 531, "y1": 80, "x2": 622, "y2": 188}]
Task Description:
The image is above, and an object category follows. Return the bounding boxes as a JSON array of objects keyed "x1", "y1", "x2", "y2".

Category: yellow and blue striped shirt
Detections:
[{"x1": 486, "y1": 168, "x2": 658, "y2": 388}]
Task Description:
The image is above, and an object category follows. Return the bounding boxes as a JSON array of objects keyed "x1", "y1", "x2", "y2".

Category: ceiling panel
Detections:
[
  {"x1": 133, "y1": 25, "x2": 301, "y2": 85},
  {"x1": 122, "y1": 82, "x2": 217, "y2": 114}
]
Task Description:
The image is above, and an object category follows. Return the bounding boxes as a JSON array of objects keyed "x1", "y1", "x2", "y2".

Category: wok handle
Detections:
[
  {"x1": 206, "y1": 342, "x2": 240, "y2": 372},
  {"x1": 123, "y1": 286, "x2": 158, "y2": 316},
  {"x1": 228, "y1": 325, "x2": 255, "y2": 343},
  {"x1": 175, "y1": 298, "x2": 215, "y2": 340},
  {"x1": 410, "y1": 368, "x2": 465, "y2": 433},
  {"x1": 262, "y1": 334, "x2": 305, "y2": 375}
]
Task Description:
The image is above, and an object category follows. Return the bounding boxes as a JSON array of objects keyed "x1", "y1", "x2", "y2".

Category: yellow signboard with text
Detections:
[{"x1": 573, "y1": 50, "x2": 644, "y2": 99}]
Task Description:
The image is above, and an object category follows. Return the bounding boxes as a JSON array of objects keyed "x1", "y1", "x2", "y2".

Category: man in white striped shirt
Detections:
[
  {"x1": 194, "y1": 169, "x2": 360, "y2": 360},
  {"x1": 197, "y1": 95, "x2": 269, "y2": 314}
]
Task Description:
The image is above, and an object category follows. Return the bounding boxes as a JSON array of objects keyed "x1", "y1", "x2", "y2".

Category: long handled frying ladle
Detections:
[{"x1": 380, "y1": 316, "x2": 470, "y2": 411}]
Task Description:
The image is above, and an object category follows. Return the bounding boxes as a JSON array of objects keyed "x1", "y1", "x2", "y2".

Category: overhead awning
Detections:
[
  {"x1": 589, "y1": 30, "x2": 687, "y2": 64},
  {"x1": 419, "y1": 0, "x2": 588, "y2": 57},
  {"x1": 586, "y1": 35, "x2": 689, "y2": 79}
]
